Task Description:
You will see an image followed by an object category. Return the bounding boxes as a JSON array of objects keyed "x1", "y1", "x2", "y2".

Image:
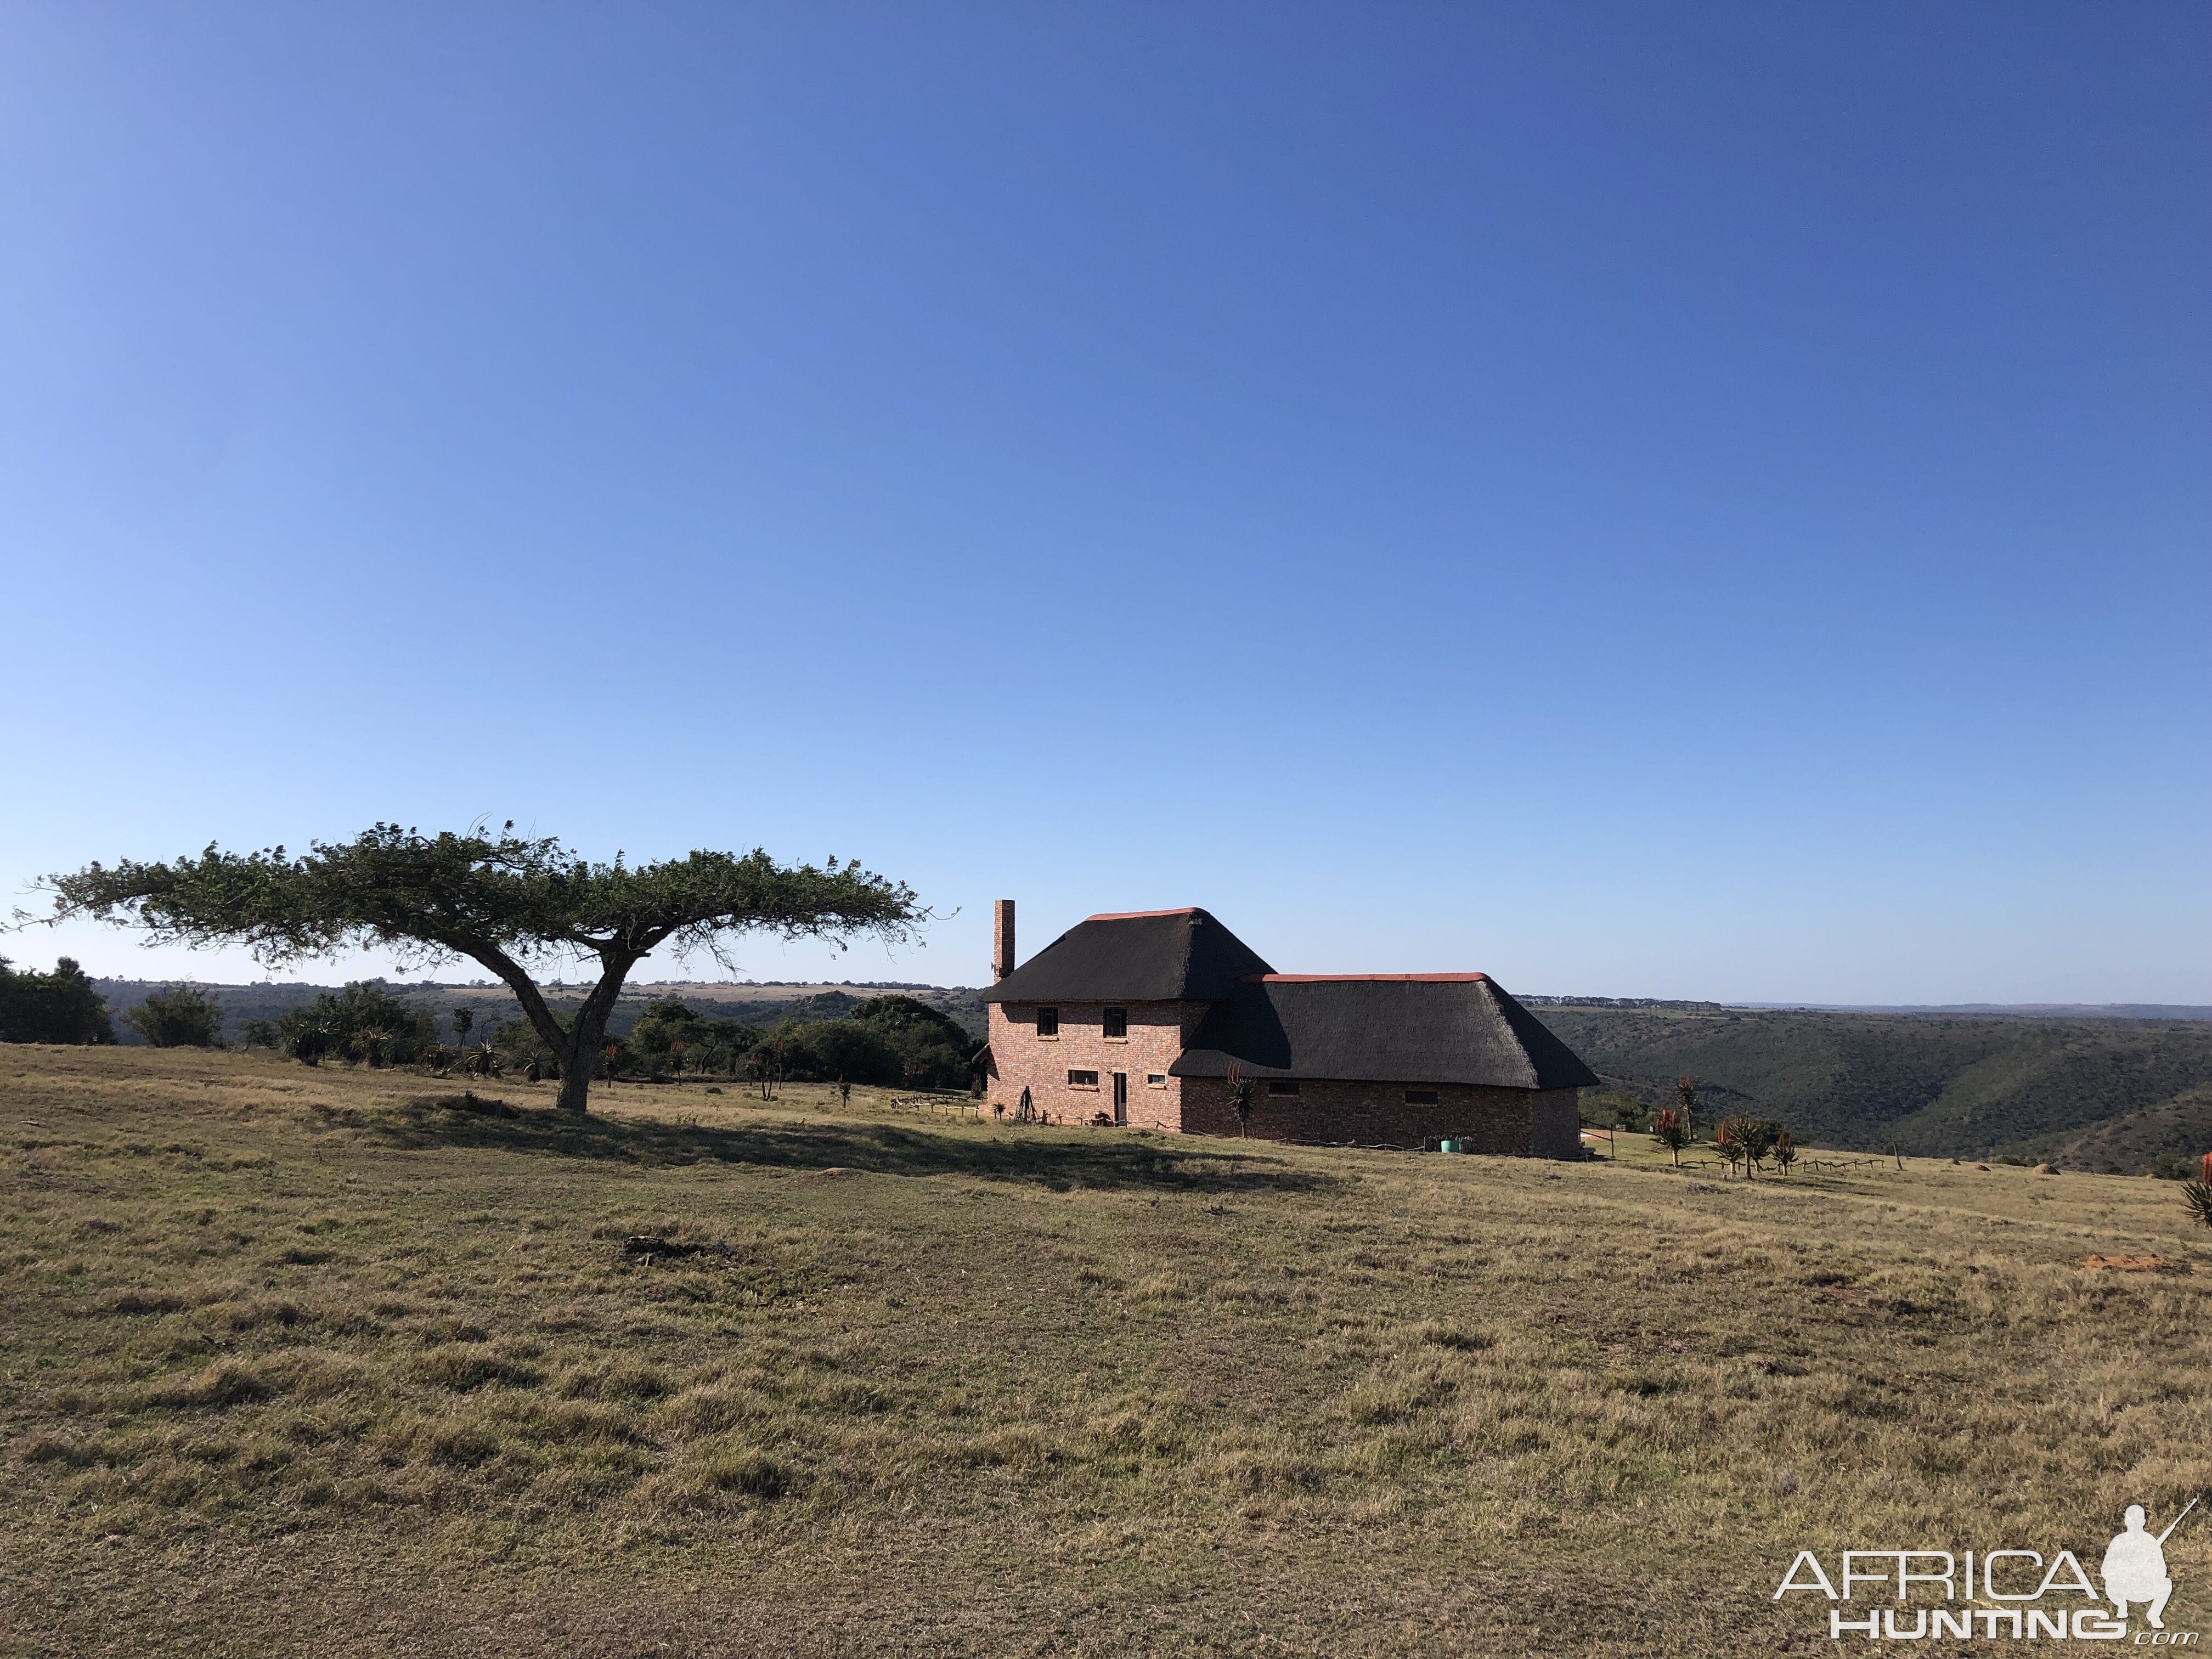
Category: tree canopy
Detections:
[
  {"x1": 0, "y1": 956, "x2": 114, "y2": 1045},
  {"x1": 38, "y1": 823, "x2": 927, "y2": 1113}
]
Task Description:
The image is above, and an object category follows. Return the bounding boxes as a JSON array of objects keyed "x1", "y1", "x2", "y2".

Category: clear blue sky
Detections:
[{"x1": 2, "y1": 3, "x2": 2205, "y2": 1003}]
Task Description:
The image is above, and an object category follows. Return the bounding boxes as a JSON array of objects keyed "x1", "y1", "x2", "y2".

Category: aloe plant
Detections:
[{"x1": 2183, "y1": 1180, "x2": 2212, "y2": 1229}]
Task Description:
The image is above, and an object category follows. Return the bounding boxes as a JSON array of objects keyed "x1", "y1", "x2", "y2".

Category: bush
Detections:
[
  {"x1": 276, "y1": 983, "x2": 436, "y2": 1067},
  {"x1": 484, "y1": 1017, "x2": 561, "y2": 1080},
  {"x1": 781, "y1": 1019, "x2": 902, "y2": 1086},
  {"x1": 0, "y1": 956, "x2": 113, "y2": 1044},
  {"x1": 124, "y1": 985, "x2": 224, "y2": 1048},
  {"x1": 849, "y1": 995, "x2": 978, "y2": 1088}
]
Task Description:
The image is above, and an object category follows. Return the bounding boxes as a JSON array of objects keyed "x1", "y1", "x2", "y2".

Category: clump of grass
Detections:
[
  {"x1": 1129, "y1": 1272, "x2": 1193, "y2": 1301},
  {"x1": 146, "y1": 1359, "x2": 277, "y2": 1409},
  {"x1": 555, "y1": 1359, "x2": 670, "y2": 1402},
  {"x1": 412, "y1": 1346, "x2": 542, "y2": 1392},
  {"x1": 104, "y1": 1288, "x2": 187, "y2": 1316},
  {"x1": 645, "y1": 1443, "x2": 794, "y2": 1509},
  {"x1": 1411, "y1": 1319, "x2": 1492, "y2": 1351}
]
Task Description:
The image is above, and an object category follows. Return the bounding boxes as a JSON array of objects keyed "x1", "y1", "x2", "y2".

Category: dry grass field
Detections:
[{"x1": 6, "y1": 1045, "x2": 2212, "y2": 1657}]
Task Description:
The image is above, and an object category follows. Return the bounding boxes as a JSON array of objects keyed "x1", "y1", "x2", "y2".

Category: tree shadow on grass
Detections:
[{"x1": 360, "y1": 1098, "x2": 1342, "y2": 1196}]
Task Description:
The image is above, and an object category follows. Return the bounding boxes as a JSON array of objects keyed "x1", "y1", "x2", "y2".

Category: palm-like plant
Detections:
[
  {"x1": 1713, "y1": 1129, "x2": 1747, "y2": 1178},
  {"x1": 1225, "y1": 1062, "x2": 1255, "y2": 1137},
  {"x1": 2183, "y1": 1178, "x2": 2212, "y2": 1230},
  {"x1": 1772, "y1": 1128, "x2": 1798, "y2": 1177},
  {"x1": 1652, "y1": 1108, "x2": 1689, "y2": 1168}
]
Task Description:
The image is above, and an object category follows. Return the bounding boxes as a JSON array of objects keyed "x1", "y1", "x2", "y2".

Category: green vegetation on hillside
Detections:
[
  {"x1": 617, "y1": 991, "x2": 976, "y2": 1089},
  {"x1": 5, "y1": 1045, "x2": 2210, "y2": 1656},
  {"x1": 1542, "y1": 1007, "x2": 2212, "y2": 1170}
]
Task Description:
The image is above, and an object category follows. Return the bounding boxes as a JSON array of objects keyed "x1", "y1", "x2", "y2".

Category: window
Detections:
[
  {"x1": 1266, "y1": 1079, "x2": 1300, "y2": 1096},
  {"x1": 1036, "y1": 1006, "x2": 1058, "y2": 1037},
  {"x1": 1067, "y1": 1069, "x2": 1099, "y2": 1088},
  {"x1": 1146, "y1": 1074, "x2": 1168, "y2": 1088},
  {"x1": 1403, "y1": 1088, "x2": 1438, "y2": 1105},
  {"x1": 1102, "y1": 1006, "x2": 1127, "y2": 1040}
]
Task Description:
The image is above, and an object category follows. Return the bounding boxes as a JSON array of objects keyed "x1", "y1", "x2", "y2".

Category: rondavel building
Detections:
[{"x1": 976, "y1": 902, "x2": 1600, "y2": 1156}]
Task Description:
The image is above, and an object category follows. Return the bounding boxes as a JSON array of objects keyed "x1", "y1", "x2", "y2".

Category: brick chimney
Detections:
[{"x1": 992, "y1": 899, "x2": 1015, "y2": 983}]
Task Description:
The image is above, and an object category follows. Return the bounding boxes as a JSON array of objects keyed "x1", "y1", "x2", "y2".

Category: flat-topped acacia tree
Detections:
[{"x1": 37, "y1": 823, "x2": 926, "y2": 1114}]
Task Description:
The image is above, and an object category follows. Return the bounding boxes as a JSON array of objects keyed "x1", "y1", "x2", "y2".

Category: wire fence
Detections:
[{"x1": 887, "y1": 1091, "x2": 985, "y2": 1120}]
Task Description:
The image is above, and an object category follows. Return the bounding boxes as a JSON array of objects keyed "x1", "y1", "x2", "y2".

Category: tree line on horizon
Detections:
[{"x1": 0, "y1": 958, "x2": 978, "y2": 1092}]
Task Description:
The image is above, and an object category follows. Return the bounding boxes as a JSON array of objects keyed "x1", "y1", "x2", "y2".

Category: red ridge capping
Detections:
[
  {"x1": 1084, "y1": 907, "x2": 1202, "y2": 921},
  {"x1": 1244, "y1": 973, "x2": 1490, "y2": 983}
]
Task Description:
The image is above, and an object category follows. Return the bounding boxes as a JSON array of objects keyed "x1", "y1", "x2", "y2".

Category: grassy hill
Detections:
[
  {"x1": 1541, "y1": 1006, "x2": 2212, "y2": 1169},
  {"x1": 6, "y1": 1045, "x2": 2212, "y2": 1656}
]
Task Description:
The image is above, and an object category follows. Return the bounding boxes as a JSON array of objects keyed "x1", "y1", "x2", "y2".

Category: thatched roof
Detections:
[
  {"x1": 980, "y1": 909, "x2": 1275, "y2": 1005},
  {"x1": 1169, "y1": 975, "x2": 1601, "y2": 1091}
]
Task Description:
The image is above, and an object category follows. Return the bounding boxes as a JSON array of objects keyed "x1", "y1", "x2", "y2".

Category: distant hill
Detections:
[
  {"x1": 1538, "y1": 1006, "x2": 2212, "y2": 1169},
  {"x1": 1730, "y1": 1002, "x2": 2212, "y2": 1021},
  {"x1": 92, "y1": 977, "x2": 990, "y2": 1046}
]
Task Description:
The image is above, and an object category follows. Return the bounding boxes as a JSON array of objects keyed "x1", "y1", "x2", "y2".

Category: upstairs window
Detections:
[
  {"x1": 1266, "y1": 1079, "x2": 1300, "y2": 1096},
  {"x1": 1036, "y1": 1007, "x2": 1059, "y2": 1037},
  {"x1": 1103, "y1": 1007, "x2": 1127, "y2": 1040},
  {"x1": 1404, "y1": 1088, "x2": 1438, "y2": 1105}
]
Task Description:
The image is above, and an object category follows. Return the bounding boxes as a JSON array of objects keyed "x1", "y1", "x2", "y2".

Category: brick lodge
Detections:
[{"x1": 978, "y1": 903, "x2": 1600, "y2": 1156}]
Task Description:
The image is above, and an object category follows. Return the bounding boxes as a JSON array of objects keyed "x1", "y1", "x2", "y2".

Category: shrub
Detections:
[
  {"x1": 125, "y1": 985, "x2": 224, "y2": 1048},
  {"x1": 277, "y1": 983, "x2": 436, "y2": 1068}
]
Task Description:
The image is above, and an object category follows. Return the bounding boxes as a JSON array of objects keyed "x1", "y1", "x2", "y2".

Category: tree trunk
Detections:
[
  {"x1": 556, "y1": 1059, "x2": 593, "y2": 1114},
  {"x1": 448, "y1": 939, "x2": 649, "y2": 1118},
  {"x1": 554, "y1": 962, "x2": 634, "y2": 1115}
]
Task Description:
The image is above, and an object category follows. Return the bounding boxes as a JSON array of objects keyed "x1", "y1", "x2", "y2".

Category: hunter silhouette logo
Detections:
[
  {"x1": 1774, "y1": 1498, "x2": 2202, "y2": 1642},
  {"x1": 2105, "y1": 1500, "x2": 2193, "y2": 1630}
]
